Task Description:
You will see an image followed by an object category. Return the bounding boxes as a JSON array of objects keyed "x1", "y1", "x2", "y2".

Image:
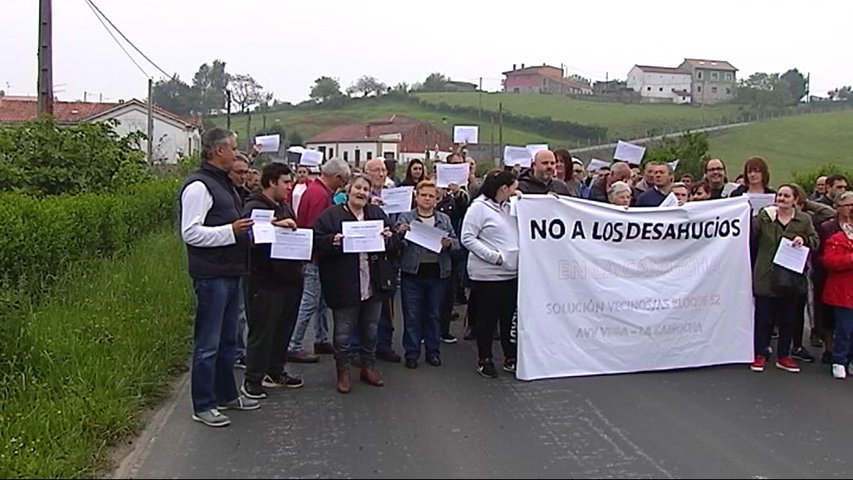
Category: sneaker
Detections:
[
  {"x1": 426, "y1": 356, "x2": 441, "y2": 367},
  {"x1": 775, "y1": 357, "x2": 800, "y2": 373},
  {"x1": 476, "y1": 359, "x2": 498, "y2": 378},
  {"x1": 262, "y1": 373, "x2": 304, "y2": 389},
  {"x1": 750, "y1": 355, "x2": 766, "y2": 372},
  {"x1": 440, "y1": 333, "x2": 458, "y2": 344},
  {"x1": 287, "y1": 350, "x2": 320, "y2": 363},
  {"x1": 218, "y1": 395, "x2": 261, "y2": 411},
  {"x1": 376, "y1": 350, "x2": 402, "y2": 363},
  {"x1": 791, "y1": 347, "x2": 816, "y2": 363},
  {"x1": 405, "y1": 359, "x2": 418, "y2": 369},
  {"x1": 240, "y1": 381, "x2": 267, "y2": 400},
  {"x1": 192, "y1": 408, "x2": 231, "y2": 427},
  {"x1": 503, "y1": 358, "x2": 517, "y2": 373},
  {"x1": 832, "y1": 364, "x2": 847, "y2": 379},
  {"x1": 234, "y1": 357, "x2": 246, "y2": 370}
]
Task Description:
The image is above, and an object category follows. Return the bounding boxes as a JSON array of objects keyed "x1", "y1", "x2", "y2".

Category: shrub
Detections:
[{"x1": 791, "y1": 163, "x2": 853, "y2": 195}]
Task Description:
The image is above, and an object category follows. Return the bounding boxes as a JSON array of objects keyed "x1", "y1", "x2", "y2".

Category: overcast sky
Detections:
[{"x1": 4, "y1": 0, "x2": 851, "y2": 104}]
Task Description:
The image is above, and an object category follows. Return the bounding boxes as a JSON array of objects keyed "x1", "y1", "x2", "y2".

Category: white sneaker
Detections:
[{"x1": 832, "y1": 364, "x2": 847, "y2": 379}]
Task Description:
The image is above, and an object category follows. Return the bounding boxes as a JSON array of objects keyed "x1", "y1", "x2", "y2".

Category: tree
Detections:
[
  {"x1": 287, "y1": 131, "x2": 304, "y2": 147},
  {"x1": 421, "y1": 73, "x2": 449, "y2": 92},
  {"x1": 346, "y1": 75, "x2": 387, "y2": 97},
  {"x1": 567, "y1": 74, "x2": 591, "y2": 86},
  {"x1": 642, "y1": 131, "x2": 710, "y2": 179},
  {"x1": 828, "y1": 86, "x2": 852, "y2": 101},
  {"x1": 191, "y1": 60, "x2": 229, "y2": 115},
  {"x1": 151, "y1": 74, "x2": 195, "y2": 116},
  {"x1": 229, "y1": 74, "x2": 273, "y2": 113},
  {"x1": 309, "y1": 76, "x2": 344, "y2": 103},
  {"x1": 779, "y1": 69, "x2": 807, "y2": 105}
]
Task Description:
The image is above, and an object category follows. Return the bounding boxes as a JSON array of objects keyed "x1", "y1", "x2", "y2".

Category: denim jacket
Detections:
[{"x1": 396, "y1": 210, "x2": 460, "y2": 278}]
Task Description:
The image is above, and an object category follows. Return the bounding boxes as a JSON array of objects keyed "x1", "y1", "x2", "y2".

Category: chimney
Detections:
[
  {"x1": 512, "y1": 63, "x2": 516, "y2": 71},
  {"x1": 0, "y1": 89, "x2": 4, "y2": 107},
  {"x1": 521, "y1": 63, "x2": 525, "y2": 69},
  {"x1": 366, "y1": 124, "x2": 371, "y2": 138}
]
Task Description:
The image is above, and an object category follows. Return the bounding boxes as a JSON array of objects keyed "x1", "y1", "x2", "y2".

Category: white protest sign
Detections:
[
  {"x1": 668, "y1": 159, "x2": 680, "y2": 171},
  {"x1": 453, "y1": 125, "x2": 479, "y2": 144},
  {"x1": 746, "y1": 193, "x2": 775, "y2": 216},
  {"x1": 299, "y1": 149, "x2": 323, "y2": 166},
  {"x1": 526, "y1": 144, "x2": 549, "y2": 157},
  {"x1": 435, "y1": 163, "x2": 470, "y2": 188},
  {"x1": 613, "y1": 140, "x2": 646, "y2": 163},
  {"x1": 515, "y1": 195, "x2": 753, "y2": 380},
  {"x1": 254, "y1": 134, "x2": 280, "y2": 153},
  {"x1": 587, "y1": 158, "x2": 611, "y2": 172},
  {"x1": 503, "y1": 146, "x2": 532, "y2": 168}
]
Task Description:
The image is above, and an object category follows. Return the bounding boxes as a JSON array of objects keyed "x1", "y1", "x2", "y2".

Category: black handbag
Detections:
[
  {"x1": 769, "y1": 263, "x2": 807, "y2": 296},
  {"x1": 369, "y1": 253, "x2": 396, "y2": 292}
]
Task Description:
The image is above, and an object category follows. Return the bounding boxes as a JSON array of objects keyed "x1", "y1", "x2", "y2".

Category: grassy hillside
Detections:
[
  {"x1": 415, "y1": 92, "x2": 742, "y2": 140},
  {"x1": 212, "y1": 98, "x2": 572, "y2": 148},
  {"x1": 708, "y1": 110, "x2": 853, "y2": 183}
]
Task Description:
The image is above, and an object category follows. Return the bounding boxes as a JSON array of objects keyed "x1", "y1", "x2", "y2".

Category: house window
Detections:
[
  {"x1": 711, "y1": 87, "x2": 718, "y2": 94},
  {"x1": 366, "y1": 151, "x2": 373, "y2": 160},
  {"x1": 659, "y1": 87, "x2": 663, "y2": 92},
  {"x1": 647, "y1": 86, "x2": 651, "y2": 91},
  {"x1": 354, "y1": 149, "x2": 361, "y2": 166},
  {"x1": 697, "y1": 86, "x2": 702, "y2": 93},
  {"x1": 513, "y1": 87, "x2": 519, "y2": 93},
  {"x1": 697, "y1": 71, "x2": 703, "y2": 80},
  {"x1": 328, "y1": 148, "x2": 334, "y2": 159},
  {"x1": 187, "y1": 137, "x2": 193, "y2": 155},
  {"x1": 725, "y1": 72, "x2": 733, "y2": 81},
  {"x1": 711, "y1": 72, "x2": 719, "y2": 80},
  {"x1": 725, "y1": 87, "x2": 731, "y2": 95},
  {"x1": 318, "y1": 146, "x2": 326, "y2": 159},
  {"x1": 344, "y1": 151, "x2": 349, "y2": 162}
]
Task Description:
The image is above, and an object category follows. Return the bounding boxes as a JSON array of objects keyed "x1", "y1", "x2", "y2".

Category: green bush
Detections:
[
  {"x1": 0, "y1": 180, "x2": 180, "y2": 377},
  {"x1": 643, "y1": 131, "x2": 711, "y2": 179},
  {"x1": 0, "y1": 117, "x2": 151, "y2": 195},
  {"x1": 791, "y1": 163, "x2": 853, "y2": 195}
]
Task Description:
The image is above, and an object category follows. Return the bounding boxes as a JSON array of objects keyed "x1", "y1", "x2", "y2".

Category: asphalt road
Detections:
[{"x1": 115, "y1": 308, "x2": 853, "y2": 479}]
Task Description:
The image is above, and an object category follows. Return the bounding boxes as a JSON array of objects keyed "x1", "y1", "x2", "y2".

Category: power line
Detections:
[
  {"x1": 83, "y1": 0, "x2": 149, "y2": 78},
  {"x1": 83, "y1": 0, "x2": 170, "y2": 78}
]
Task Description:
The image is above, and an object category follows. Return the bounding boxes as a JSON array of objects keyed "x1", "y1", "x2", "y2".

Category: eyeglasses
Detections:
[{"x1": 706, "y1": 167, "x2": 725, "y2": 172}]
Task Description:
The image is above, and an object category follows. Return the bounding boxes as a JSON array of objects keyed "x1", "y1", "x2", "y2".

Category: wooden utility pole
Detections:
[
  {"x1": 37, "y1": 0, "x2": 54, "y2": 115},
  {"x1": 226, "y1": 89, "x2": 232, "y2": 130},
  {"x1": 478, "y1": 77, "x2": 483, "y2": 118},
  {"x1": 498, "y1": 102, "x2": 503, "y2": 152},
  {"x1": 147, "y1": 78, "x2": 154, "y2": 165}
]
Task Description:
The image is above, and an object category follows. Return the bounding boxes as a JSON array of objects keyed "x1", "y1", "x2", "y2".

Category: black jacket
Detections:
[
  {"x1": 313, "y1": 204, "x2": 401, "y2": 309},
  {"x1": 242, "y1": 192, "x2": 304, "y2": 288},
  {"x1": 516, "y1": 170, "x2": 572, "y2": 196}
]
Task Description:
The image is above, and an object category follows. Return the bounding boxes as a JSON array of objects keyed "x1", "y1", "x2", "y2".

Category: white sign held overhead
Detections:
[
  {"x1": 453, "y1": 126, "x2": 479, "y2": 144},
  {"x1": 668, "y1": 159, "x2": 680, "y2": 171},
  {"x1": 254, "y1": 134, "x2": 281, "y2": 153},
  {"x1": 503, "y1": 146, "x2": 532, "y2": 168},
  {"x1": 526, "y1": 144, "x2": 549, "y2": 156},
  {"x1": 435, "y1": 163, "x2": 470, "y2": 188},
  {"x1": 586, "y1": 158, "x2": 611, "y2": 172},
  {"x1": 299, "y1": 149, "x2": 323, "y2": 166},
  {"x1": 515, "y1": 195, "x2": 754, "y2": 380},
  {"x1": 613, "y1": 140, "x2": 646, "y2": 164}
]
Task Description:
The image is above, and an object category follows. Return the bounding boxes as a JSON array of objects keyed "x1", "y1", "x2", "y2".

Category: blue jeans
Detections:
[
  {"x1": 191, "y1": 277, "x2": 241, "y2": 413},
  {"x1": 832, "y1": 307, "x2": 853, "y2": 366},
  {"x1": 333, "y1": 297, "x2": 382, "y2": 371},
  {"x1": 236, "y1": 278, "x2": 248, "y2": 360},
  {"x1": 289, "y1": 263, "x2": 330, "y2": 351},
  {"x1": 401, "y1": 274, "x2": 447, "y2": 361}
]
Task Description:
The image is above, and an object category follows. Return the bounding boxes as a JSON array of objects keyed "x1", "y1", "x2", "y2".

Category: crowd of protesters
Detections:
[{"x1": 179, "y1": 127, "x2": 852, "y2": 427}]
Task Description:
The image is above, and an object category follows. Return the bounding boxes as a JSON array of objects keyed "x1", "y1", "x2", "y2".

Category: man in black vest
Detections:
[{"x1": 179, "y1": 127, "x2": 259, "y2": 427}]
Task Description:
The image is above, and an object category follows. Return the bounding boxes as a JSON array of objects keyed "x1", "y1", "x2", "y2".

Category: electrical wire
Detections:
[
  {"x1": 83, "y1": 0, "x2": 171, "y2": 78},
  {"x1": 83, "y1": 0, "x2": 149, "y2": 78}
]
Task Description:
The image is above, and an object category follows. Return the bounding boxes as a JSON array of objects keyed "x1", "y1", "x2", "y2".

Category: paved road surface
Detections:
[{"x1": 116, "y1": 308, "x2": 853, "y2": 479}]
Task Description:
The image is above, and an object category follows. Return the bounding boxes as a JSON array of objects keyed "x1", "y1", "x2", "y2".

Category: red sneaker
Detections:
[
  {"x1": 750, "y1": 355, "x2": 766, "y2": 372},
  {"x1": 775, "y1": 356, "x2": 800, "y2": 373}
]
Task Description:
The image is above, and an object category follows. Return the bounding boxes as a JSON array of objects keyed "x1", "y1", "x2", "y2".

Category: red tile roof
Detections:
[
  {"x1": 306, "y1": 115, "x2": 424, "y2": 143},
  {"x1": 0, "y1": 97, "x2": 200, "y2": 127}
]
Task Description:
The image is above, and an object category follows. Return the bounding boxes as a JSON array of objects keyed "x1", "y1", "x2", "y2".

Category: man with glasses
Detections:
[
  {"x1": 287, "y1": 158, "x2": 352, "y2": 364},
  {"x1": 229, "y1": 154, "x2": 252, "y2": 202},
  {"x1": 703, "y1": 158, "x2": 739, "y2": 199}
]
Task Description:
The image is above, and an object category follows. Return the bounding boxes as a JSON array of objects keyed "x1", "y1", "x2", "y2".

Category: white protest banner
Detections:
[
  {"x1": 613, "y1": 140, "x2": 646, "y2": 163},
  {"x1": 254, "y1": 134, "x2": 280, "y2": 153},
  {"x1": 586, "y1": 158, "x2": 611, "y2": 172},
  {"x1": 300, "y1": 149, "x2": 323, "y2": 166},
  {"x1": 515, "y1": 195, "x2": 753, "y2": 380},
  {"x1": 453, "y1": 125, "x2": 479, "y2": 144},
  {"x1": 526, "y1": 144, "x2": 549, "y2": 157}
]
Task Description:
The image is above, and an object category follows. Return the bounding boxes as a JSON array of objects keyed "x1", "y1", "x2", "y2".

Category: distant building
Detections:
[
  {"x1": 625, "y1": 58, "x2": 737, "y2": 105},
  {"x1": 0, "y1": 93, "x2": 200, "y2": 163},
  {"x1": 444, "y1": 80, "x2": 478, "y2": 92},
  {"x1": 502, "y1": 64, "x2": 593, "y2": 96},
  {"x1": 304, "y1": 115, "x2": 453, "y2": 166}
]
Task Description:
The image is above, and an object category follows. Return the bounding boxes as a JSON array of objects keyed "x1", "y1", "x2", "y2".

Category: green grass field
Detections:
[
  {"x1": 214, "y1": 99, "x2": 571, "y2": 148},
  {"x1": 415, "y1": 92, "x2": 742, "y2": 140},
  {"x1": 708, "y1": 110, "x2": 853, "y2": 183}
]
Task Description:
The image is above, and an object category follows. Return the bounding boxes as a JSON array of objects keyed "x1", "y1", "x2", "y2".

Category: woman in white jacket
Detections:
[{"x1": 461, "y1": 170, "x2": 520, "y2": 378}]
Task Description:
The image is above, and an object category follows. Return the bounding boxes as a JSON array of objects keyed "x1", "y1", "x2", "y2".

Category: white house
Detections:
[
  {"x1": 0, "y1": 94, "x2": 200, "y2": 164},
  {"x1": 626, "y1": 65, "x2": 693, "y2": 104}
]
